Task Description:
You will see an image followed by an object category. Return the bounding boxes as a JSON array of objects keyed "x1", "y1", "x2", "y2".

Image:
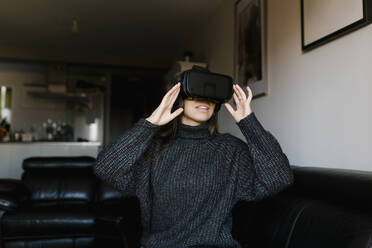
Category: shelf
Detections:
[{"x1": 27, "y1": 91, "x2": 89, "y2": 102}]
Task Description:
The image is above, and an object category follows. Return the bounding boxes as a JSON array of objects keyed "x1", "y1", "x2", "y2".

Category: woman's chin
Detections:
[
  {"x1": 182, "y1": 110, "x2": 213, "y2": 125},
  {"x1": 191, "y1": 112, "x2": 212, "y2": 121}
]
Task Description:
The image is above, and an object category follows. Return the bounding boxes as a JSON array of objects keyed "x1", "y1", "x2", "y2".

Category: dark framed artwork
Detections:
[
  {"x1": 301, "y1": 0, "x2": 372, "y2": 51},
  {"x1": 234, "y1": 0, "x2": 268, "y2": 99}
]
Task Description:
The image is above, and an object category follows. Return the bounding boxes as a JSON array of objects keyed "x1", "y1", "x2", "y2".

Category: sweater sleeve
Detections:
[
  {"x1": 234, "y1": 112, "x2": 294, "y2": 202},
  {"x1": 93, "y1": 117, "x2": 160, "y2": 195}
]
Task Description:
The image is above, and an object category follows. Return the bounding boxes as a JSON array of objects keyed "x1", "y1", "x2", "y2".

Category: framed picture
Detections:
[
  {"x1": 234, "y1": 0, "x2": 268, "y2": 99},
  {"x1": 0, "y1": 85, "x2": 12, "y2": 123},
  {"x1": 301, "y1": 0, "x2": 372, "y2": 51}
]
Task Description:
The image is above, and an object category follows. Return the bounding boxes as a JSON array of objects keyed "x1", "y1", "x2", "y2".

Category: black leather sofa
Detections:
[
  {"x1": 0, "y1": 156, "x2": 141, "y2": 248},
  {"x1": 1, "y1": 156, "x2": 372, "y2": 248},
  {"x1": 234, "y1": 166, "x2": 372, "y2": 248}
]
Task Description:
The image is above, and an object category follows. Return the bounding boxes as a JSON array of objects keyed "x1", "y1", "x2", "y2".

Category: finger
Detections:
[
  {"x1": 233, "y1": 84, "x2": 241, "y2": 100},
  {"x1": 233, "y1": 84, "x2": 243, "y2": 102},
  {"x1": 164, "y1": 82, "x2": 180, "y2": 98},
  {"x1": 168, "y1": 86, "x2": 181, "y2": 107},
  {"x1": 246, "y1": 86, "x2": 253, "y2": 102},
  {"x1": 224, "y1": 103, "x2": 235, "y2": 115},
  {"x1": 235, "y1": 84, "x2": 247, "y2": 101},
  {"x1": 169, "y1": 82, "x2": 181, "y2": 95},
  {"x1": 170, "y1": 107, "x2": 183, "y2": 119},
  {"x1": 163, "y1": 83, "x2": 180, "y2": 105},
  {"x1": 233, "y1": 92, "x2": 240, "y2": 105}
]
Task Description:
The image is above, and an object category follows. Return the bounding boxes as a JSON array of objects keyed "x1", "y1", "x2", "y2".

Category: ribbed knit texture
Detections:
[{"x1": 93, "y1": 112, "x2": 294, "y2": 248}]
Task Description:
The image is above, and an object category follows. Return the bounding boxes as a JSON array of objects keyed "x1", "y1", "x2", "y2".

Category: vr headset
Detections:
[{"x1": 173, "y1": 66, "x2": 234, "y2": 105}]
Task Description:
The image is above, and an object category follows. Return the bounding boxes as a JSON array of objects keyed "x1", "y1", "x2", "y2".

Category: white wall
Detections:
[
  {"x1": 0, "y1": 62, "x2": 72, "y2": 134},
  {"x1": 0, "y1": 44, "x2": 171, "y2": 69},
  {"x1": 189, "y1": 0, "x2": 372, "y2": 171}
]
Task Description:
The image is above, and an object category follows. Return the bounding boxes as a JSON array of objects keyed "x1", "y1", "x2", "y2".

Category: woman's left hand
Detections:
[{"x1": 224, "y1": 84, "x2": 253, "y2": 123}]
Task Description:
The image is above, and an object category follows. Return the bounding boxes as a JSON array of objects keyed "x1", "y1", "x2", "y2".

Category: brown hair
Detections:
[{"x1": 142, "y1": 82, "x2": 222, "y2": 165}]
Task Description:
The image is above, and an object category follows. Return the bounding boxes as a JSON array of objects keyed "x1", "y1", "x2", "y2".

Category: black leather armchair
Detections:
[
  {"x1": 1, "y1": 156, "x2": 372, "y2": 248},
  {"x1": 0, "y1": 156, "x2": 141, "y2": 248}
]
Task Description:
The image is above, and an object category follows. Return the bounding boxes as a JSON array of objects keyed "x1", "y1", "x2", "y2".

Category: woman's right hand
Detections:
[{"x1": 145, "y1": 82, "x2": 184, "y2": 126}]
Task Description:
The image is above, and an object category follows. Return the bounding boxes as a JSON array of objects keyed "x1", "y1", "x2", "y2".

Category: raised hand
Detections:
[
  {"x1": 224, "y1": 84, "x2": 253, "y2": 123},
  {"x1": 146, "y1": 82, "x2": 184, "y2": 126}
]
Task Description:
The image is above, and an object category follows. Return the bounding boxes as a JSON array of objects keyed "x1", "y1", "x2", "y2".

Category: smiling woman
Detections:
[
  {"x1": 94, "y1": 70, "x2": 294, "y2": 247},
  {"x1": 181, "y1": 97, "x2": 216, "y2": 126}
]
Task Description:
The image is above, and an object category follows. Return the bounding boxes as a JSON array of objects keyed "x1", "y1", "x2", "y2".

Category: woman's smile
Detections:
[
  {"x1": 195, "y1": 104, "x2": 210, "y2": 112},
  {"x1": 181, "y1": 98, "x2": 215, "y2": 126}
]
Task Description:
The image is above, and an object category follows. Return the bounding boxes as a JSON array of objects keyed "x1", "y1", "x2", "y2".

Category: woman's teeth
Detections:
[{"x1": 196, "y1": 106, "x2": 209, "y2": 112}]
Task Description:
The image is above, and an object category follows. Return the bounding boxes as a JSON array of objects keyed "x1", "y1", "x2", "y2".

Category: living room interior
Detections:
[{"x1": 0, "y1": 0, "x2": 372, "y2": 247}]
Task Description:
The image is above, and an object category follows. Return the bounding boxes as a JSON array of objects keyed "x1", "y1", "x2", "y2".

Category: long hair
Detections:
[
  {"x1": 143, "y1": 80, "x2": 223, "y2": 233},
  {"x1": 143, "y1": 81, "x2": 222, "y2": 165}
]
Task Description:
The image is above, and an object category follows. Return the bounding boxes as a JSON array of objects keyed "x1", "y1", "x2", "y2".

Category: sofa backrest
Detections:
[
  {"x1": 291, "y1": 166, "x2": 372, "y2": 213},
  {"x1": 21, "y1": 156, "x2": 97, "y2": 207}
]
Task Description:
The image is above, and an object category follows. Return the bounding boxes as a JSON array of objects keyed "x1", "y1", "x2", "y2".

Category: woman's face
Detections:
[{"x1": 181, "y1": 98, "x2": 216, "y2": 126}]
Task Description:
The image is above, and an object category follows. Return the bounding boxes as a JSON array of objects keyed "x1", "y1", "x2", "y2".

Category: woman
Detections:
[{"x1": 93, "y1": 81, "x2": 294, "y2": 248}]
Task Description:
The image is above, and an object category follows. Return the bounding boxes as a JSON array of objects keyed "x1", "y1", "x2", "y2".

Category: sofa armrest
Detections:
[
  {"x1": 0, "y1": 195, "x2": 18, "y2": 210},
  {"x1": 0, "y1": 179, "x2": 30, "y2": 210}
]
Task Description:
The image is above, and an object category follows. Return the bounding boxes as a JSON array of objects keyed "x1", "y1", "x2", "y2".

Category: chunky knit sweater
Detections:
[{"x1": 93, "y1": 112, "x2": 294, "y2": 248}]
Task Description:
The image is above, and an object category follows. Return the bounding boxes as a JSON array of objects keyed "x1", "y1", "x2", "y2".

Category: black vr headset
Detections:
[{"x1": 172, "y1": 66, "x2": 234, "y2": 113}]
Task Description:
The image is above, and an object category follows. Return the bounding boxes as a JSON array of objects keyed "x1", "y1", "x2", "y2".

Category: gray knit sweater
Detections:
[{"x1": 93, "y1": 112, "x2": 294, "y2": 248}]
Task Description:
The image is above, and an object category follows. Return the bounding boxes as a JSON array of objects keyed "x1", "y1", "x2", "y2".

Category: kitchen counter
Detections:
[{"x1": 0, "y1": 141, "x2": 101, "y2": 179}]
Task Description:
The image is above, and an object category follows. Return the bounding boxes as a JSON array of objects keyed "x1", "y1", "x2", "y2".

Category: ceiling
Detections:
[{"x1": 0, "y1": 0, "x2": 223, "y2": 67}]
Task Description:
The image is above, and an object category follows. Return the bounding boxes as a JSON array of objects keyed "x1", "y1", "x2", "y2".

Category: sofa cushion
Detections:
[
  {"x1": 4, "y1": 237, "x2": 94, "y2": 248},
  {"x1": 22, "y1": 170, "x2": 96, "y2": 207},
  {"x1": 2, "y1": 206, "x2": 95, "y2": 238},
  {"x1": 232, "y1": 189, "x2": 308, "y2": 248},
  {"x1": 21, "y1": 157, "x2": 97, "y2": 207}
]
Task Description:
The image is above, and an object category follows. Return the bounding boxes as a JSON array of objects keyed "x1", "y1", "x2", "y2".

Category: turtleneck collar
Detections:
[{"x1": 176, "y1": 121, "x2": 210, "y2": 139}]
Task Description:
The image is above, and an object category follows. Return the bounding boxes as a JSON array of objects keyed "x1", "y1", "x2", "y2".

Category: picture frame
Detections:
[
  {"x1": 0, "y1": 85, "x2": 12, "y2": 123},
  {"x1": 301, "y1": 0, "x2": 372, "y2": 52},
  {"x1": 234, "y1": 0, "x2": 268, "y2": 100}
]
